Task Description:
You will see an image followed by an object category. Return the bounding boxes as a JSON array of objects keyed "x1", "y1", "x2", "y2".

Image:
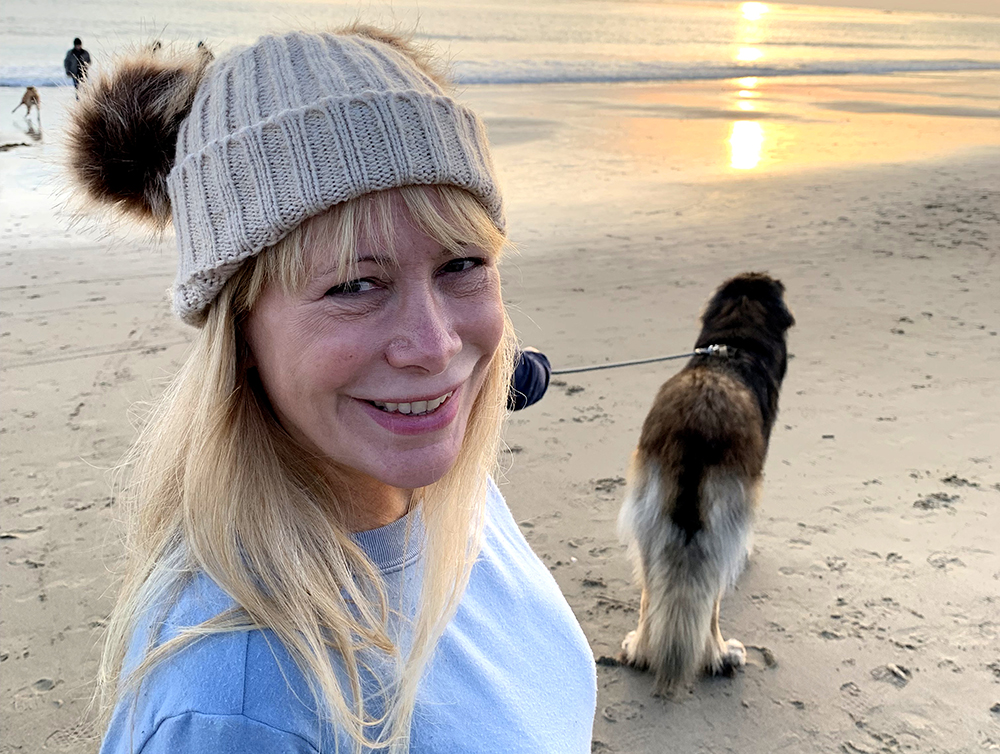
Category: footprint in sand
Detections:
[
  {"x1": 927, "y1": 552, "x2": 965, "y2": 570},
  {"x1": 913, "y1": 492, "x2": 959, "y2": 510},
  {"x1": 45, "y1": 719, "x2": 102, "y2": 752}
]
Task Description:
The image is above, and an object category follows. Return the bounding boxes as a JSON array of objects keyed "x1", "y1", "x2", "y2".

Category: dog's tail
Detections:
[{"x1": 620, "y1": 456, "x2": 753, "y2": 693}]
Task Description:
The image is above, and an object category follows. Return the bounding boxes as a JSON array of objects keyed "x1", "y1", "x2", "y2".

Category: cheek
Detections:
[
  {"x1": 245, "y1": 301, "x2": 326, "y2": 419},
  {"x1": 485, "y1": 301, "x2": 505, "y2": 355},
  {"x1": 468, "y1": 275, "x2": 506, "y2": 355},
  {"x1": 255, "y1": 330, "x2": 358, "y2": 406}
]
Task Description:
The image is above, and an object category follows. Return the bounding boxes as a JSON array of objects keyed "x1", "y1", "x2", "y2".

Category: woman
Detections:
[{"x1": 68, "y1": 26, "x2": 596, "y2": 753}]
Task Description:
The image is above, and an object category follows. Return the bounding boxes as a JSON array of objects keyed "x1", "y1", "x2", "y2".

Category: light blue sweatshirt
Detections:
[{"x1": 100, "y1": 479, "x2": 597, "y2": 753}]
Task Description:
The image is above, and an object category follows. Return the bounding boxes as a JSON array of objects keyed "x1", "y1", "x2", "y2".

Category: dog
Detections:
[
  {"x1": 12, "y1": 87, "x2": 41, "y2": 118},
  {"x1": 617, "y1": 272, "x2": 794, "y2": 695}
]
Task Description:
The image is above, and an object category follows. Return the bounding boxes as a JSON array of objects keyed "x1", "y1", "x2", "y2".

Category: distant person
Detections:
[{"x1": 64, "y1": 38, "x2": 91, "y2": 94}]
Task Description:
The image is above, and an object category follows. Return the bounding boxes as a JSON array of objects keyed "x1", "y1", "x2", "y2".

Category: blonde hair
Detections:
[{"x1": 98, "y1": 185, "x2": 518, "y2": 752}]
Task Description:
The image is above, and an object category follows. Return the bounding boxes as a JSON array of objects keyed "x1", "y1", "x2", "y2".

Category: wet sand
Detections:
[{"x1": 2, "y1": 73, "x2": 999, "y2": 752}]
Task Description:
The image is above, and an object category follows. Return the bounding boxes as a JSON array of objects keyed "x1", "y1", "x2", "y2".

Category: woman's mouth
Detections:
[
  {"x1": 367, "y1": 391, "x2": 453, "y2": 416},
  {"x1": 360, "y1": 387, "x2": 462, "y2": 436}
]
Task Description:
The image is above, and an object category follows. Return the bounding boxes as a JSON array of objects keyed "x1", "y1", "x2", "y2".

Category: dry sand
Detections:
[{"x1": 2, "y1": 73, "x2": 999, "y2": 753}]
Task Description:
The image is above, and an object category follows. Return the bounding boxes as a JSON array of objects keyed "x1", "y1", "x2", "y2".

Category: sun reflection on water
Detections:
[
  {"x1": 730, "y1": 47, "x2": 766, "y2": 169},
  {"x1": 730, "y1": 121, "x2": 764, "y2": 170}
]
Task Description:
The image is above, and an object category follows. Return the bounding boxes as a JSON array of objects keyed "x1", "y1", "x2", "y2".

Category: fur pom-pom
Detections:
[{"x1": 66, "y1": 45, "x2": 213, "y2": 226}]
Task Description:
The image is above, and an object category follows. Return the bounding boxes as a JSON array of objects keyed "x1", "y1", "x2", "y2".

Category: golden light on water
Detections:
[
  {"x1": 729, "y1": 121, "x2": 764, "y2": 169},
  {"x1": 736, "y1": 46, "x2": 763, "y2": 62},
  {"x1": 737, "y1": 100, "x2": 756, "y2": 111},
  {"x1": 738, "y1": 76, "x2": 759, "y2": 88},
  {"x1": 740, "y1": 2, "x2": 769, "y2": 20},
  {"x1": 738, "y1": 89, "x2": 759, "y2": 98}
]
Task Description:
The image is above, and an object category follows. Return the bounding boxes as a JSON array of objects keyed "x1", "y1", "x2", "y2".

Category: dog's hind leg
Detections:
[
  {"x1": 704, "y1": 595, "x2": 746, "y2": 676},
  {"x1": 620, "y1": 580, "x2": 651, "y2": 671}
]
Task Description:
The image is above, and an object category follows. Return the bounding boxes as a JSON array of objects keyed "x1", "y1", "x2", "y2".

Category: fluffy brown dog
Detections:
[
  {"x1": 618, "y1": 273, "x2": 794, "y2": 695},
  {"x1": 12, "y1": 87, "x2": 40, "y2": 117}
]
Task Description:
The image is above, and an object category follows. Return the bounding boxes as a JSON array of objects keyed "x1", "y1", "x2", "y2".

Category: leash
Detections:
[{"x1": 550, "y1": 344, "x2": 732, "y2": 376}]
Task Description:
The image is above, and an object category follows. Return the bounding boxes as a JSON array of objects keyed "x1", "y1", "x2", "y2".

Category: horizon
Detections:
[{"x1": 692, "y1": 0, "x2": 999, "y2": 18}]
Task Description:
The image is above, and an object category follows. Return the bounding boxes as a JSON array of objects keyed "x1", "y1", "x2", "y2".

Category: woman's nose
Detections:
[{"x1": 385, "y1": 287, "x2": 462, "y2": 373}]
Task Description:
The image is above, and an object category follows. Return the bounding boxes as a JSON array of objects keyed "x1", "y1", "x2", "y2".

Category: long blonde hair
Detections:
[{"x1": 99, "y1": 185, "x2": 517, "y2": 752}]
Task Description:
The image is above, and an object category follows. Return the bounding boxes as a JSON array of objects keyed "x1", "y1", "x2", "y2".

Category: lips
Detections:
[
  {"x1": 358, "y1": 385, "x2": 463, "y2": 436},
  {"x1": 369, "y1": 390, "x2": 453, "y2": 416}
]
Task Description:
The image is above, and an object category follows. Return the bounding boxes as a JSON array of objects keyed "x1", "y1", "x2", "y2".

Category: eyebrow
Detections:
[
  {"x1": 312, "y1": 255, "x2": 392, "y2": 278},
  {"x1": 356, "y1": 254, "x2": 394, "y2": 265},
  {"x1": 312, "y1": 246, "x2": 464, "y2": 279}
]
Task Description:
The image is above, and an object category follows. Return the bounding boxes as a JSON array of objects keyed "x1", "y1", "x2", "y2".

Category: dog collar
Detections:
[{"x1": 696, "y1": 344, "x2": 734, "y2": 359}]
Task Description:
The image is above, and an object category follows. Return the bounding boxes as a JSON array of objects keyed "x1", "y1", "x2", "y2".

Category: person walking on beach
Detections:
[
  {"x1": 64, "y1": 38, "x2": 91, "y2": 94},
  {"x1": 67, "y1": 26, "x2": 596, "y2": 753}
]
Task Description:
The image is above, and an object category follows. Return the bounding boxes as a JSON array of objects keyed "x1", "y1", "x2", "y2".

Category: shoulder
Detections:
[
  {"x1": 410, "y1": 478, "x2": 597, "y2": 752},
  {"x1": 479, "y1": 477, "x2": 584, "y2": 615},
  {"x1": 103, "y1": 710, "x2": 319, "y2": 754},
  {"x1": 477, "y1": 478, "x2": 596, "y2": 677},
  {"x1": 103, "y1": 574, "x2": 323, "y2": 754},
  {"x1": 481, "y1": 476, "x2": 543, "y2": 565}
]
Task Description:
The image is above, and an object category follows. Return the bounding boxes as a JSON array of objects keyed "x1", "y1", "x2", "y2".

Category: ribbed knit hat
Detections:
[
  {"x1": 66, "y1": 28, "x2": 504, "y2": 326},
  {"x1": 170, "y1": 30, "x2": 504, "y2": 324}
]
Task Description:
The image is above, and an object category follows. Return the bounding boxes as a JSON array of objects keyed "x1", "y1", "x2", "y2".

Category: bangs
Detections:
[{"x1": 231, "y1": 185, "x2": 507, "y2": 315}]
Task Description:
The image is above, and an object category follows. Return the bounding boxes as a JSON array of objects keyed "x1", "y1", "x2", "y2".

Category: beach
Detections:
[{"x1": 2, "y1": 35, "x2": 1000, "y2": 754}]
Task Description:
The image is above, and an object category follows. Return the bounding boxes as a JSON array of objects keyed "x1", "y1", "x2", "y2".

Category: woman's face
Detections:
[{"x1": 245, "y1": 200, "x2": 504, "y2": 505}]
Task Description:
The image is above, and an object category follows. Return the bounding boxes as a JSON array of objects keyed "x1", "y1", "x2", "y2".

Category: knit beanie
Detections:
[{"x1": 66, "y1": 28, "x2": 504, "y2": 326}]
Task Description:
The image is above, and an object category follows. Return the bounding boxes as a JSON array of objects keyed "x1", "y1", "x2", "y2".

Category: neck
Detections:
[{"x1": 334, "y1": 469, "x2": 412, "y2": 533}]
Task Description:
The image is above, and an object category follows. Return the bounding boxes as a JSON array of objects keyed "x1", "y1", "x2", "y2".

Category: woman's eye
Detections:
[
  {"x1": 325, "y1": 278, "x2": 379, "y2": 296},
  {"x1": 441, "y1": 257, "x2": 485, "y2": 274}
]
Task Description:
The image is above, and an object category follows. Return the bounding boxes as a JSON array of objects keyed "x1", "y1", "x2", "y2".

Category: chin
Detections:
[
  {"x1": 381, "y1": 459, "x2": 456, "y2": 491},
  {"x1": 374, "y1": 444, "x2": 463, "y2": 491}
]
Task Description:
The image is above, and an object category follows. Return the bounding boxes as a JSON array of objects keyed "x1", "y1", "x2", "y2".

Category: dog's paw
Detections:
[
  {"x1": 618, "y1": 630, "x2": 649, "y2": 670},
  {"x1": 707, "y1": 638, "x2": 746, "y2": 676},
  {"x1": 723, "y1": 638, "x2": 747, "y2": 669}
]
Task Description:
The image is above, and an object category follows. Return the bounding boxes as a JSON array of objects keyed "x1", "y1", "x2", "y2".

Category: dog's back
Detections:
[
  {"x1": 639, "y1": 367, "x2": 765, "y2": 545},
  {"x1": 618, "y1": 273, "x2": 793, "y2": 694}
]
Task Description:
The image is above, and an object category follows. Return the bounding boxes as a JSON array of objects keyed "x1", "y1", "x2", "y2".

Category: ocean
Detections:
[{"x1": 2, "y1": 0, "x2": 1000, "y2": 89}]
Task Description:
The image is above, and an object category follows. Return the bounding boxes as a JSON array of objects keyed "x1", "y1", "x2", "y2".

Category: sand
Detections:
[{"x1": 2, "y1": 73, "x2": 999, "y2": 753}]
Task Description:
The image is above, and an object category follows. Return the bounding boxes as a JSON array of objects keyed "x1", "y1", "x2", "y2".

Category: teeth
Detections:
[{"x1": 371, "y1": 392, "x2": 452, "y2": 416}]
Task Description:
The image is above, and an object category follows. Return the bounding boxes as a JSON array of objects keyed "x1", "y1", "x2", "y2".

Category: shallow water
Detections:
[{"x1": 2, "y1": 0, "x2": 999, "y2": 86}]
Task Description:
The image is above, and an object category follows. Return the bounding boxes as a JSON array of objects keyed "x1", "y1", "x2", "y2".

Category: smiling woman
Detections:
[
  {"x1": 65, "y1": 25, "x2": 596, "y2": 754},
  {"x1": 243, "y1": 187, "x2": 507, "y2": 528}
]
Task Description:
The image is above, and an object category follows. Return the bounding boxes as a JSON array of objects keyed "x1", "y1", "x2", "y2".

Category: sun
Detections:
[{"x1": 741, "y1": 2, "x2": 770, "y2": 21}]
